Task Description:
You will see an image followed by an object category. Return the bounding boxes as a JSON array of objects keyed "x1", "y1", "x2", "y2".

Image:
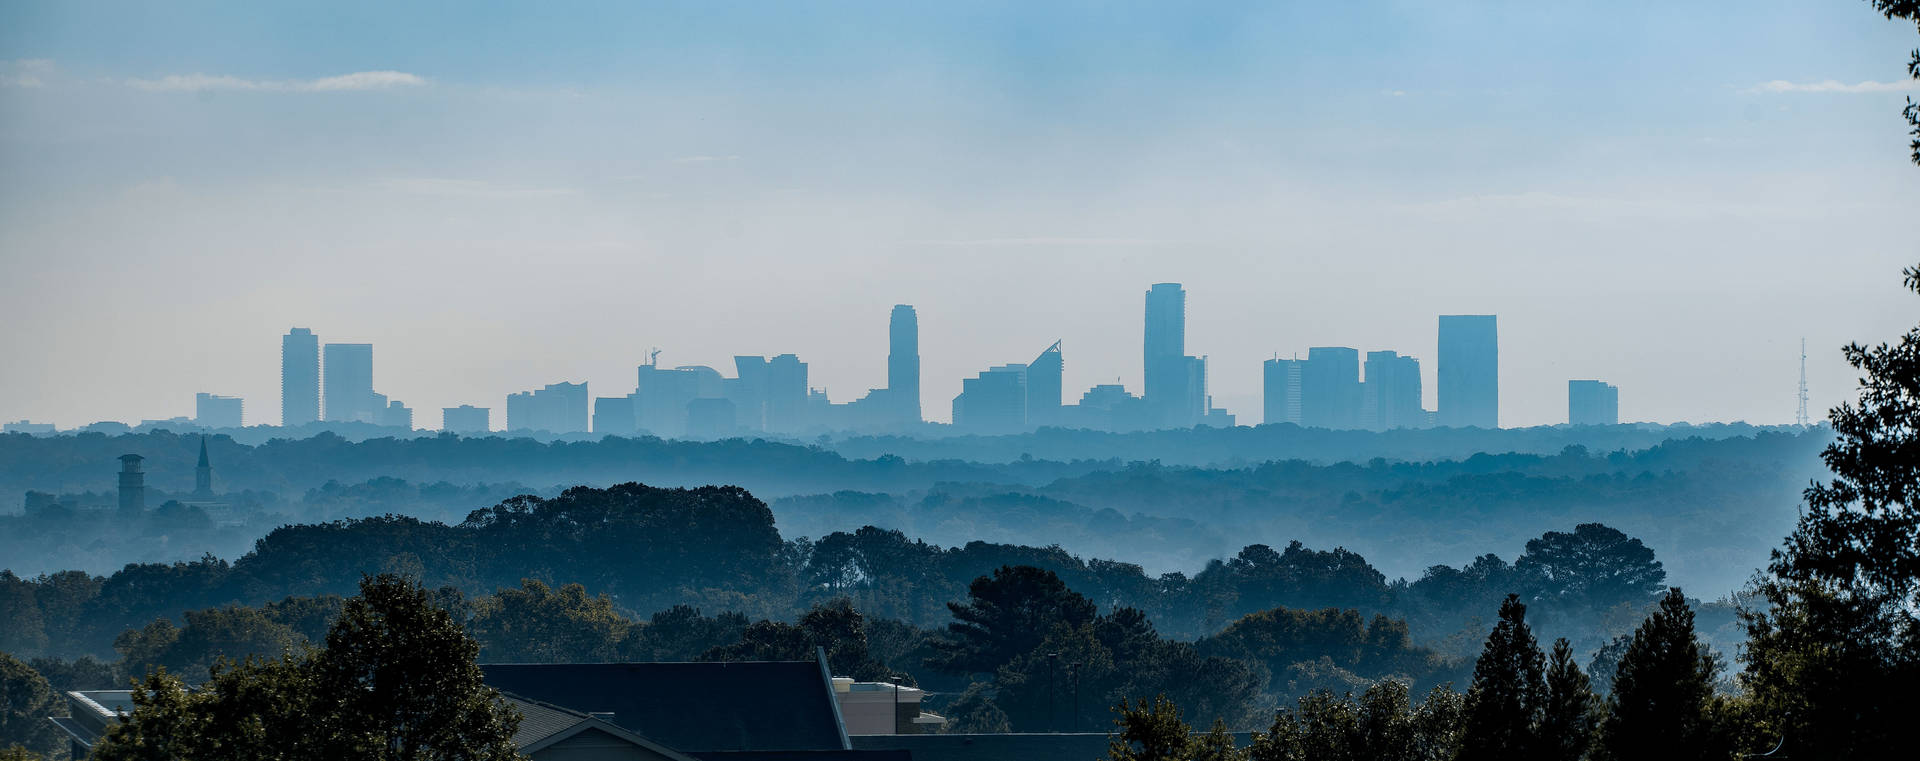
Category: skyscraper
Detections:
[
  {"x1": 194, "y1": 393, "x2": 243, "y2": 429},
  {"x1": 888, "y1": 305, "x2": 921, "y2": 424},
  {"x1": 322, "y1": 343, "x2": 376, "y2": 423},
  {"x1": 1301, "y1": 347, "x2": 1362, "y2": 430},
  {"x1": 1568, "y1": 380, "x2": 1620, "y2": 425},
  {"x1": 1362, "y1": 351, "x2": 1424, "y2": 431},
  {"x1": 1026, "y1": 341, "x2": 1063, "y2": 427},
  {"x1": 1143, "y1": 283, "x2": 1189, "y2": 426},
  {"x1": 1438, "y1": 315, "x2": 1499, "y2": 429},
  {"x1": 1263, "y1": 357, "x2": 1305, "y2": 425},
  {"x1": 765, "y1": 354, "x2": 809, "y2": 433},
  {"x1": 281, "y1": 328, "x2": 319, "y2": 427}
]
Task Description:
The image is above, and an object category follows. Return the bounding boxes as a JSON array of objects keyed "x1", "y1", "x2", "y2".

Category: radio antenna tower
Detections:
[{"x1": 1796, "y1": 338, "x2": 1810, "y2": 428}]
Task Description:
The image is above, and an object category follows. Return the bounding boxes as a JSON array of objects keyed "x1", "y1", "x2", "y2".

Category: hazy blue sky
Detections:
[{"x1": 2, "y1": 1, "x2": 1915, "y2": 429}]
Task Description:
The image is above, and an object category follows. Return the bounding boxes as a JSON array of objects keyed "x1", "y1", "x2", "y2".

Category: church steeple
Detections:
[{"x1": 194, "y1": 436, "x2": 214, "y2": 497}]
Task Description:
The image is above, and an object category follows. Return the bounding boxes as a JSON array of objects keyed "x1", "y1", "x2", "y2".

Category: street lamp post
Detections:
[
  {"x1": 1047, "y1": 652, "x2": 1060, "y2": 733},
  {"x1": 1069, "y1": 661, "x2": 1082, "y2": 732}
]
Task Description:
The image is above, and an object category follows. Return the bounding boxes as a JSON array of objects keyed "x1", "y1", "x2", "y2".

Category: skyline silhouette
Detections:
[
  {"x1": 3, "y1": 3, "x2": 1914, "y2": 428},
  {"x1": 4, "y1": 283, "x2": 1664, "y2": 435}
]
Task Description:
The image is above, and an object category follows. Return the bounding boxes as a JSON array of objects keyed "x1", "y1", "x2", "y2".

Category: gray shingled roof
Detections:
[
  {"x1": 502, "y1": 694, "x2": 589, "y2": 748},
  {"x1": 481, "y1": 661, "x2": 848, "y2": 753}
]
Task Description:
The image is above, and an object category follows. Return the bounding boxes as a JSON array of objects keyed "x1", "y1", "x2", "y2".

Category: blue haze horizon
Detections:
[{"x1": 2, "y1": 1, "x2": 1916, "y2": 428}]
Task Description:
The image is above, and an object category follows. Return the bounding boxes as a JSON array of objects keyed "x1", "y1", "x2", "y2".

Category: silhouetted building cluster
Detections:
[
  {"x1": 114, "y1": 292, "x2": 1552, "y2": 439},
  {"x1": 1260, "y1": 315, "x2": 1499, "y2": 431},
  {"x1": 279, "y1": 328, "x2": 413, "y2": 429},
  {"x1": 508, "y1": 381, "x2": 589, "y2": 434}
]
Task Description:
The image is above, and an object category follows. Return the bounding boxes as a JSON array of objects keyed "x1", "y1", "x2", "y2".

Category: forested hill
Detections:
[
  {"x1": 1, "y1": 429, "x2": 1825, "y2": 595},
  {"x1": 0, "y1": 423, "x2": 1817, "y2": 502},
  {"x1": 824, "y1": 421, "x2": 1801, "y2": 467},
  {"x1": 1, "y1": 482, "x2": 1729, "y2": 672}
]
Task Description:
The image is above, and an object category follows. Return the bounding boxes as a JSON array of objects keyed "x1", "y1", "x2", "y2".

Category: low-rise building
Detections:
[{"x1": 830, "y1": 677, "x2": 945, "y2": 735}]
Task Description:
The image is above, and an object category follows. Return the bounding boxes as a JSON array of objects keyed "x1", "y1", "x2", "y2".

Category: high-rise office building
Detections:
[
  {"x1": 1143, "y1": 283, "x2": 1193, "y2": 427},
  {"x1": 1263, "y1": 358, "x2": 1305, "y2": 425},
  {"x1": 1362, "y1": 351, "x2": 1424, "y2": 431},
  {"x1": 728, "y1": 356, "x2": 772, "y2": 432},
  {"x1": 888, "y1": 305, "x2": 921, "y2": 424},
  {"x1": 322, "y1": 343, "x2": 377, "y2": 423},
  {"x1": 194, "y1": 393, "x2": 243, "y2": 429},
  {"x1": 508, "y1": 381, "x2": 590, "y2": 434},
  {"x1": 1301, "y1": 347, "x2": 1362, "y2": 430},
  {"x1": 1438, "y1": 315, "x2": 1499, "y2": 429},
  {"x1": 1568, "y1": 380, "x2": 1620, "y2": 426},
  {"x1": 952, "y1": 364, "x2": 1027, "y2": 433},
  {"x1": 442, "y1": 405, "x2": 491, "y2": 433},
  {"x1": 281, "y1": 328, "x2": 319, "y2": 427},
  {"x1": 766, "y1": 354, "x2": 809, "y2": 433},
  {"x1": 685, "y1": 397, "x2": 738, "y2": 439},
  {"x1": 1026, "y1": 341, "x2": 1063, "y2": 427}
]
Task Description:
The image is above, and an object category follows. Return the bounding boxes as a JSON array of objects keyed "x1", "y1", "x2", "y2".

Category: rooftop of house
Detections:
[
  {"x1": 501, "y1": 692, "x2": 704, "y2": 760},
  {"x1": 480, "y1": 659, "x2": 849, "y2": 754}
]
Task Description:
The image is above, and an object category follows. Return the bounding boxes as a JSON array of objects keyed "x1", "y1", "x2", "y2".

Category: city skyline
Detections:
[
  {"x1": 10, "y1": 287, "x2": 1645, "y2": 434},
  {"x1": 0, "y1": 283, "x2": 1877, "y2": 432},
  {"x1": 3, "y1": 2, "x2": 1915, "y2": 428}
]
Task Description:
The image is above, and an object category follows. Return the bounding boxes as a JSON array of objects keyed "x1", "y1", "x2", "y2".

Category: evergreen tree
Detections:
[
  {"x1": 91, "y1": 575, "x2": 522, "y2": 761},
  {"x1": 1456, "y1": 594, "x2": 1543, "y2": 760},
  {"x1": 930, "y1": 565, "x2": 1097, "y2": 675},
  {"x1": 1193, "y1": 719, "x2": 1246, "y2": 761},
  {"x1": 309, "y1": 574, "x2": 522, "y2": 760},
  {"x1": 1596, "y1": 588, "x2": 1726, "y2": 761},
  {"x1": 0, "y1": 653, "x2": 61, "y2": 759},
  {"x1": 1104, "y1": 695, "x2": 1201, "y2": 761},
  {"x1": 1742, "y1": 263, "x2": 1920, "y2": 756},
  {"x1": 1537, "y1": 638, "x2": 1598, "y2": 761}
]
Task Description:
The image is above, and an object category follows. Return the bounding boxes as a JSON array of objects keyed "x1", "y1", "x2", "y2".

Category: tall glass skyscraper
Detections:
[
  {"x1": 1144, "y1": 283, "x2": 1195, "y2": 427},
  {"x1": 1438, "y1": 315, "x2": 1499, "y2": 429},
  {"x1": 888, "y1": 305, "x2": 920, "y2": 424},
  {"x1": 322, "y1": 343, "x2": 376, "y2": 423},
  {"x1": 281, "y1": 328, "x2": 319, "y2": 427}
]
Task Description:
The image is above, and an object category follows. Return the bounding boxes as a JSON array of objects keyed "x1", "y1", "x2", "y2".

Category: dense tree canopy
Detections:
[
  {"x1": 1740, "y1": 263, "x2": 1920, "y2": 758},
  {"x1": 0, "y1": 652, "x2": 61, "y2": 759},
  {"x1": 90, "y1": 575, "x2": 521, "y2": 761}
]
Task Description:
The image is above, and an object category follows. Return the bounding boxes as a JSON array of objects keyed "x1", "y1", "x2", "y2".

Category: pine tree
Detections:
[
  {"x1": 1457, "y1": 594, "x2": 1544, "y2": 760},
  {"x1": 1741, "y1": 263, "x2": 1920, "y2": 756},
  {"x1": 1104, "y1": 695, "x2": 1201, "y2": 761},
  {"x1": 1597, "y1": 588, "x2": 1726, "y2": 760},
  {"x1": 1537, "y1": 638, "x2": 1598, "y2": 761}
]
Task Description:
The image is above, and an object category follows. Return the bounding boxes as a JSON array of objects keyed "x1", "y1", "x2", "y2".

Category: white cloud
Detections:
[
  {"x1": 126, "y1": 70, "x2": 427, "y2": 93},
  {"x1": 377, "y1": 178, "x2": 579, "y2": 199},
  {"x1": 1, "y1": 59, "x2": 55, "y2": 88},
  {"x1": 1748, "y1": 78, "x2": 1919, "y2": 94},
  {"x1": 670, "y1": 155, "x2": 742, "y2": 164},
  {"x1": 904, "y1": 236, "x2": 1166, "y2": 247}
]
